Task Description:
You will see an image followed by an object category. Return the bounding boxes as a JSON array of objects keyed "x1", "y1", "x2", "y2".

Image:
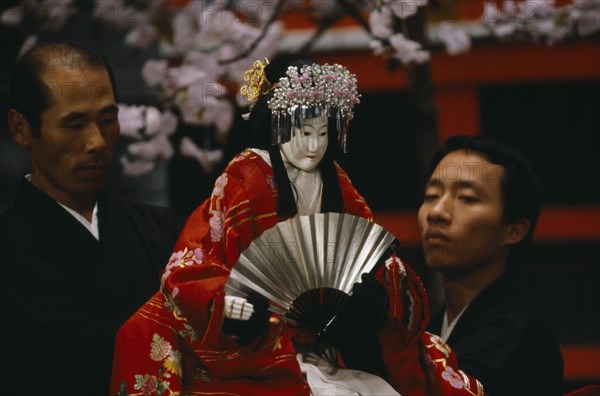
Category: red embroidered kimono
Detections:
[{"x1": 110, "y1": 150, "x2": 482, "y2": 396}]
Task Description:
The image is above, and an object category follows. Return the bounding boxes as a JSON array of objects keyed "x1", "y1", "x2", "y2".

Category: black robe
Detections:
[
  {"x1": 428, "y1": 275, "x2": 564, "y2": 396},
  {"x1": 0, "y1": 178, "x2": 183, "y2": 395}
]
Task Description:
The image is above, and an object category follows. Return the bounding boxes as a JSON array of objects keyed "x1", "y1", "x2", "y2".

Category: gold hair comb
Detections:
[{"x1": 240, "y1": 58, "x2": 271, "y2": 102}]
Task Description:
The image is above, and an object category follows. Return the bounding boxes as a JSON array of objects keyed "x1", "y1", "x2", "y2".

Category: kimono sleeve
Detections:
[
  {"x1": 110, "y1": 293, "x2": 184, "y2": 396},
  {"x1": 161, "y1": 159, "x2": 277, "y2": 345}
]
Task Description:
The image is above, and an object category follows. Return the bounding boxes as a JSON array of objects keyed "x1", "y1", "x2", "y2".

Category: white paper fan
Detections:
[{"x1": 224, "y1": 213, "x2": 396, "y2": 332}]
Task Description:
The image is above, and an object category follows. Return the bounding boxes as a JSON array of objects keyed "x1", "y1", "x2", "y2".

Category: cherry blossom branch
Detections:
[
  {"x1": 297, "y1": 11, "x2": 345, "y2": 53},
  {"x1": 219, "y1": 0, "x2": 287, "y2": 64},
  {"x1": 335, "y1": 0, "x2": 371, "y2": 33}
]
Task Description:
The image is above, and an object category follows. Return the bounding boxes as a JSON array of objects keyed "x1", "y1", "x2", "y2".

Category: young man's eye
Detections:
[
  {"x1": 64, "y1": 124, "x2": 84, "y2": 130},
  {"x1": 458, "y1": 195, "x2": 478, "y2": 203},
  {"x1": 101, "y1": 117, "x2": 118, "y2": 127},
  {"x1": 423, "y1": 194, "x2": 438, "y2": 201}
]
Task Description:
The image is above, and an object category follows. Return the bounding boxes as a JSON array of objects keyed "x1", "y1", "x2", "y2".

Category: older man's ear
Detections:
[{"x1": 7, "y1": 109, "x2": 32, "y2": 147}]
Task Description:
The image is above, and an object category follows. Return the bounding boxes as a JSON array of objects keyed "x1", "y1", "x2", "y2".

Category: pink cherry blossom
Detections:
[
  {"x1": 213, "y1": 174, "x2": 228, "y2": 197},
  {"x1": 441, "y1": 366, "x2": 465, "y2": 389},
  {"x1": 209, "y1": 211, "x2": 225, "y2": 242}
]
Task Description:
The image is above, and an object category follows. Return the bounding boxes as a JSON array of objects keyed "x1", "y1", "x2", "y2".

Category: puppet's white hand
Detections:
[{"x1": 224, "y1": 296, "x2": 254, "y2": 321}]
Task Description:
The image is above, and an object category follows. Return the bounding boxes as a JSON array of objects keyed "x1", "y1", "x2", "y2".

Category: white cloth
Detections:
[
  {"x1": 440, "y1": 304, "x2": 469, "y2": 341},
  {"x1": 297, "y1": 352, "x2": 401, "y2": 396},
  {"x1": 57, "y1": 201, "x2": 99, "y2": 240},
  {"x1": 25, "y1": 174, "x2": 99, "y2": 240}
]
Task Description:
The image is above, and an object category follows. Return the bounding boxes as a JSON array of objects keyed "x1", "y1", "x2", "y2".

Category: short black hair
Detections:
[
  {"x1": 427, "y1": 135, "x2": 542, "y2": 267},
  {"x1": 9, "y1": 41, "x2": 117, "y2": 138}
]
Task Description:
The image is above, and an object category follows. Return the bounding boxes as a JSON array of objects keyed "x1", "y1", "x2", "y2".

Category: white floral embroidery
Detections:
[
  {"x1": 150, "y1": 334, "x2": 172, "y2": 362},
  {"x1": 134, "y1": 373, "x2": 159, "y2": 394},
  {"x1": 430, "y1": 333, "x2": 451, "y2": 358}
]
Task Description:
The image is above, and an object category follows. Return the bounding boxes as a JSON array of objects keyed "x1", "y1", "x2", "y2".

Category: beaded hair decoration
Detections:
[
  {"x1": 240, "y1": 60, "x2": 360, "y2": 152},
  {"x1": 268, "y1": 63, "x2": 360, "y2": 152}
]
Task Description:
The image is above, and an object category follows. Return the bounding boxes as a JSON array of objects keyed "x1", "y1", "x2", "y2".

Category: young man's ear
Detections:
[
  {"x1": 504, "y1": 219, "x2": 531, "y2": 246},
  {"x1": 8, "y1": 109, "x2": 33, "y2": 146}
]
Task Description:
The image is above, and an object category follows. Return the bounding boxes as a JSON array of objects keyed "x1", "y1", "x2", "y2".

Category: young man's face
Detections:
[
  {"x1": 27, "y1": 66, "x2": 120, "y2": 203},
  {"x1": 280, "y1": 116, "x2": 328, "y2": 172},
  {"x1": 418, "y1": 149, "x2": 514, "y2": 273}
]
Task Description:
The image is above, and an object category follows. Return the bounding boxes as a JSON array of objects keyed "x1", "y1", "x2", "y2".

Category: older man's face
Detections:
[{"x1": 28, "y1": 66, "x2": 120, "y2": 203}]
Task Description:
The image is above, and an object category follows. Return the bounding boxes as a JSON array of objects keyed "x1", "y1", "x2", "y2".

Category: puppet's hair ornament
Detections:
[
  {"x1": 267, "y1": 63, "x2": 360, "y2": 151},
  {"x1": 240, "y1": 58, "x2": 271, "y2": 102}
]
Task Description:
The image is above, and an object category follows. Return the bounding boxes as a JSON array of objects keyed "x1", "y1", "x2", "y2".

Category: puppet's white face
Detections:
[{"x1": 280, "y1": 117, "x2": 328, "y2": 172}]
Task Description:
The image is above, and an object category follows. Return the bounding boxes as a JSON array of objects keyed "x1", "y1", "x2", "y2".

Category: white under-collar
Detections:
[
  {"x1": 440, "y1": 304, "x2": 469, "y2": 342},
  {"x1": 25, "y1": 174, "x2": 100, "y2": 240},
  {"x1": 57, "y1": 201, "x2": 100, "y2": 240}
]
